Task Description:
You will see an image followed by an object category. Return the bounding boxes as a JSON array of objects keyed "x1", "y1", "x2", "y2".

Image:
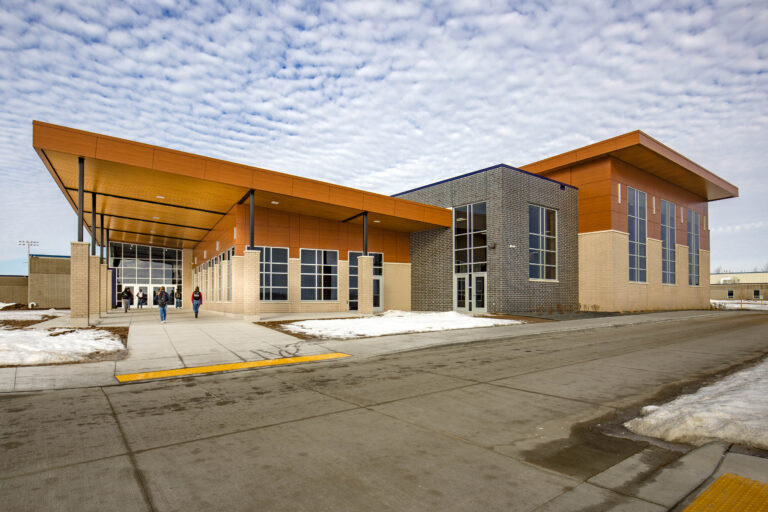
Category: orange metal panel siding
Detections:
[
  {"x1": 209, "y1": 204, "x2": 411, "y2": 263},
  {"x1": 329, "y1": 185, "x2": 364, "y2": 210},
  {"x1": 363, "y1": 193, "x2": 396, "y2": 216},
  {"x1": 33, "y1": 122, "x2": 98, "y2": 158},
  {"x1": 205, "y1": 160, "x2": 252, "y2": 188},
  {"x1": 95, "y1": 138, "x2": 154, "y2": 169},
  {"x1": 153, "y1": 149, "x2": 205, "y2": 179},
  {"x1": 252, "y1": 170, "x2": 293, "y2": 195},
  {"x1": 292, "y1": 178, "x2": 330, "y2": 202}
]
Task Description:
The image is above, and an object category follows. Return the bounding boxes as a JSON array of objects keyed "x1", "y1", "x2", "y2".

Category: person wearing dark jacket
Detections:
[
  {"x1": 191, "y1": 287, "x2": 203, "y2": 318},
  {"x1": 157, "y1": 286, "x2": 170, "y2": 323},
  {"x1": 175, "y1": 289, "x2": 182, "y2": 308},
  {"x1": 121, "y1": 288, "x2": 133, "y2": 313}
]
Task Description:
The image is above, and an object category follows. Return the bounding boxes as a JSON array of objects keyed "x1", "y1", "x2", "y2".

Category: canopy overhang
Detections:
[
  {"x1": 520, "y1": 130, "x2": 739, "y2": 201},
  {"x1": 33, "y1": 121, "x2": 452, "y2": 249}
]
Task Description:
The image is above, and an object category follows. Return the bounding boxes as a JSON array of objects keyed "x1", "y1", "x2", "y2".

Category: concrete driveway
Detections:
[{"x1": 1, "y1": 311, "x2": 767, "y2": 511}]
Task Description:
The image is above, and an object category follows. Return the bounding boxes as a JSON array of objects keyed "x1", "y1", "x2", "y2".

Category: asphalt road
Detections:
[{"x1": 1, "y1": 311, "x2": 767, "y2": 511}]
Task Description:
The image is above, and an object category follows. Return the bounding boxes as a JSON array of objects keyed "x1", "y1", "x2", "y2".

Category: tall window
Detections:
[
  {"x1": 453, "y1": 202, "x2": 487, "y2": 274},
  {"x1": 300, "y1": 249, "x2": 338, "y2": 301},
  {"x1": 349, "y1": 252, "x2": 383, "y2": 310},
  {"x1": 660, "y1": 199, "x2": 676, "y2": 284},
  {"x1": 687, "y1": 209, "x2": 700, "y2": 285},
  {"x1": 529, "y1": 205, "x2": 557, "y2": 280},
  {"x1": 628, "y1": 187, "x2": 647, "y2": 282},
  {"x1": 254, "y1": 247, "x2": 289, "y2": 301}
]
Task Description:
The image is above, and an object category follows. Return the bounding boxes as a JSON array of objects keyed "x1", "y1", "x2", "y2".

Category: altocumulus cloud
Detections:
[{"x1": 0, "y1": 0, "x2": 766, "y2": 273}]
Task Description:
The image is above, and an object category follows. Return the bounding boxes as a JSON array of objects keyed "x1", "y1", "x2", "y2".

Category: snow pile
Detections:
[
  {"x1": 0, "y1": 328, "x2": 125, "y2": 366},
  {"x1": 0, "y1": 302, "x2": 17, "y2": 310},
  {"x1": 711, "y1": 300, "x2": 768, "y2": 311},
  {"x1": 283, "y1": 310, "x2": 521, "y2": 339},
  {"x1": 624, "y1": 358, "x2": 768, "y2": 449},
  {"x1": 0, "y1": 308, "x2": 67, "y2": 321}
]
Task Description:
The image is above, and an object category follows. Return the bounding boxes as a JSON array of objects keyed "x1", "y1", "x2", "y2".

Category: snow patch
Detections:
[
  {"x1": 0, "y1": 302, "x2": 17, "y2": 310},
  {"x1": 283, "y1": 310, "x2": 521, "y2": 339},
  {"x1": 0, "y1": 327, "x2": 125, "y2": 366},
  {"x1": 710, "y1": 300, "x2": 768, "y2": 311},
  {"x1": 624, "y1": 358, "x2": 768, "y2": 449},
  {"x1": 0, "y1": 309, "x2": 67, "y2": 320}
]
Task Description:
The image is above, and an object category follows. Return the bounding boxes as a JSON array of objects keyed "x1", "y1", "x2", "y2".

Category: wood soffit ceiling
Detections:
[
  {"x1": 520, "y1": 130, "x2": 739, "y2": 202},
  {"x1": 33, "y1": 121, "x2": 452, "y2": 249}
]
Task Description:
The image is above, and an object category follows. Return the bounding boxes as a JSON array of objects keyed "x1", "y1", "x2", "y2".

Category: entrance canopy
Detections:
[{"x1": 33, "y1": 121, "x2": 452, "y2": 249}]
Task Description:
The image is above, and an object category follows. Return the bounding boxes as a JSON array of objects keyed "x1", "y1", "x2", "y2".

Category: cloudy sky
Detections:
[{"x1": 1, "y1": 0, "x2": 766, "y2": 275}]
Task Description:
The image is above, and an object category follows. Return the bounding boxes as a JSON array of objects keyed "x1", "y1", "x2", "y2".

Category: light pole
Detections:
[{"x1": 18, "y1": 240, "x2": 39, "y2": 274}]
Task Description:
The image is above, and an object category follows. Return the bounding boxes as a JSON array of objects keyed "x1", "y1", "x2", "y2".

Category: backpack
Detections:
[
  {"x1": 158, "y1": 292, "x2": 168, "y2": 307},
  {"x1": 193, "y1": 291, "x2": 201, "y2": 300}
]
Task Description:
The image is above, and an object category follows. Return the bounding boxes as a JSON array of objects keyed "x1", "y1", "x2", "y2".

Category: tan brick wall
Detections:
[
  {"x1": 243, "y1": 249, "x2": 260, "y2": 320},
  {"x1": 88, "y1": 255, "x2": 100, "y2": 317},
  {"x1": 382, "y1": 262, "x2": 411, "y2": 311},
  {"x1": 0, "y1": 276, "x2": 28, "y2": 305},
  {"x1": 70, "y1": 242, "x2": 90, "y2": 327},
  {"x1": 182, "y1": 249, "x2": 193, "y2": 300},
  {"x1": 28, "y1": 256, "x2": 70, "y2": 308},
  {"x1": 357, "y1": 255, "x2": 374, "y2": 315},
  {"x1": 579, "y1": 230, "x2": 711, "y2": 312}
]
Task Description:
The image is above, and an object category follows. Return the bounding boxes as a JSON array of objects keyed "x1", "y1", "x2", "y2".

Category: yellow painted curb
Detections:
[
  {"x1": 683, "y1": 472, "x2": 768, "y2": 511},
  {"x1": 115, "y1": 353, "x2": 351, "y2": 383}
]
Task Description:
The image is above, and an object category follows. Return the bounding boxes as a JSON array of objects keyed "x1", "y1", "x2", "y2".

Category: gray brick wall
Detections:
[{"x1": 399, "y1": 165, "x2": 578, "y2": 313}]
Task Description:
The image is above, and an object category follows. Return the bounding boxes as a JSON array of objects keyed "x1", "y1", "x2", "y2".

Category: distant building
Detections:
[
  {"x1": 711, "y1": 272, "x2": 768, "y2": 301},
  {"x1": 0, "y1": 255, "x2": 71, "y2": 309}
]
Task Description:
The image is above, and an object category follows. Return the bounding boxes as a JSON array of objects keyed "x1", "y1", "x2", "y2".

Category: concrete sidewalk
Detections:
[{"x1": 0, "y1": 308, "x2": 757, "y2": 393}]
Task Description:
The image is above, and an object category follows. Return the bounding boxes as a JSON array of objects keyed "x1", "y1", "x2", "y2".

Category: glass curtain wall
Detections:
[{"x1": 110, "y1": 242, "x2": 182, "y2": 307}]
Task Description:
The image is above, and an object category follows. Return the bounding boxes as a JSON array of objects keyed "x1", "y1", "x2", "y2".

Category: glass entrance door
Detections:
[
  {"x1": 454, "y1": 274, "x2": 470, "y2": 312},
  {"x1": 454, "y1": 273, "x2": 487, "y2": 313},
  {"x1": 473, "y1": 273, "x2": 487, "y2": 314}
]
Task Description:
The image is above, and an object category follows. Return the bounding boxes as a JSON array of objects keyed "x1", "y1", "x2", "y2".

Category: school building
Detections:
[{"x1": 30, "y1": 121, "x2": 738, "y2": 326}]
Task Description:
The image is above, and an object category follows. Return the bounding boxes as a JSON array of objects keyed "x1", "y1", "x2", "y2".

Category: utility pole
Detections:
[{"x1": 17, "y1": 240, "x2": 39, "y2": 275}]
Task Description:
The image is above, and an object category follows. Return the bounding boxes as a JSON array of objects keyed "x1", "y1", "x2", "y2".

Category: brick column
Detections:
[
  {"x1": 89, "y1": 255, "x2": 100, "y2": 319},
  {"x1": 182, "y1": 249, "x2": 193, "y2": 301},
  {"x1": 358, "y1": 255, "x2": 374, "y2": 315},
  {"x1": 243, "y1": 249, "x2": 260, "y2": 321},
  {"x1": 220, "y1": 259, "x2": 230, "y2": 302},
  {"x1": 70, "y1": 241, "x2": 90, "y2": 327},
  {"x1": 231, "y1": 255, "x2": 244, "y2": 314},
  {"x1": 100, "y1": 262, "x2": 107, "y2": 315}
]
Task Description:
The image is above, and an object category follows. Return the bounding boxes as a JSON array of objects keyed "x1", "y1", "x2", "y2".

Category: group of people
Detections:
[{"x1": 120, "y1": 286, "x2": 204, "y2": 323}]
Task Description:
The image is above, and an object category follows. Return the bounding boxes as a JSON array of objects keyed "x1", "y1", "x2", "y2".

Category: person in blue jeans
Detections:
[
  {"x1": 191, "y1": 286, "x2": 203, "y2": 319},
  {"x1": 157, "y1": 286, "x2": 170, "y2": 324}
]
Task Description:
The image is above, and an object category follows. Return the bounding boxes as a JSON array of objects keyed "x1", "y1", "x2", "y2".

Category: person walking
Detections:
[
  {"x1": 121, "y1": 287, "x2": 133, "y2": 313},
  {"x1": 157, "y1": 286, "x2": 170, "y2": 324},
  {"x1": 191, "y1": 286, "x2": 203, "y2": 319},
  {"x1": 136, "y1": 290, "x2": 145, "y2": 309},
  {"x1": 175, "y1": 289, "x2": 182, "y2": 308}
]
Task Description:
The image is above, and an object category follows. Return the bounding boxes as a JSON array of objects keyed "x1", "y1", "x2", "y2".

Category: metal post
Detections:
[
  {"x1": 363, "y1": 212, "x2": 368, "y2": 256},
  {"x1": 106, "y1": 229, "x2": 110, "y2": 264},
  {"x1": 91, "y1": 192, "x2": 96, "y2": 255},
  {"x1": 249, "y1": 189, "x2": 255, "y2": 250},
  {"x1": 77, "y1": 157, "x2": 84, "y2": 242},
  {"x1": 100, "y1": 213, "x2": 105, "y2": 262}
]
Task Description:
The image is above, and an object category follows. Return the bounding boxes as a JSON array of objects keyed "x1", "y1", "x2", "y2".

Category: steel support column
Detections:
[
  {"x1": 105, "y1": 228, "x2": 110, "y2": 261},
  {"x1": 77, "y1": 157, "x2": 84, "y2": 242},
  {"x1": 249, "y1": 189, "x2": 255, "y2": 250},
  {"x1": 363, "y1": 212, "x2": 368, "y2": 256},
  {"x1": 91, "y1": 192, "x2": 96, "y2": 256}
]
